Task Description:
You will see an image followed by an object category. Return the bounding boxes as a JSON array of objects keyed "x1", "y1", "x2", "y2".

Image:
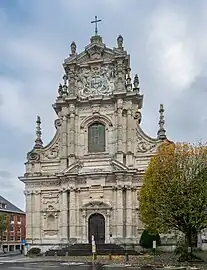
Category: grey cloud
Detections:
[
  {"x1": 0, "y1": 94, "x2": 3, "y2": 106},
  {"x1": 0, "y1": 170, "x2": 12, "y2": 179}
]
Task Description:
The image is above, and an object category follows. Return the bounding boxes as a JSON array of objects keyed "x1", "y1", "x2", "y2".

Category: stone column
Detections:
[
  {"x1": 126, "y1": 109, "x2": 132, "y2": 152},
  {"x1": 69, "y1": 187, "x2": 76, "y2": 240},
  {"x1": 106, "y1": 210, "x2": 110, "y2": 243},
  {"x1": 117, "y1": 108, "x2": 122, "y2": 152},
  {"x1": 116, "y1": 186, "x2": 123, "y2": 238},
  {"x1": 25, "y1": 190, "x2": 33, "y2": 241},
  {"x1": 82, "y1": 210, "x2": 87, "y2": 243},
  {"x1": 34, "y1": 191, "x2": 41, "y2": 241},
  {"x1": 126, "y1": 108, "x2": 133, "y2": 166},
  {"x1": 60, "y1": 189, "x2": 68, "y2": 242},
  {"x1": 126, "y1": 187, "x2": 133, "y2": 239},
  {"x1": 116, "y1": 99, "x2": 123, "y2": 162},
  {"x1": 69, "y1": 104, "x2": 76, "y2": 164},
  {"x1": 76, "y1": 189, "x2": 80, "y2": 240},
  {"x1": 60, "y1": 115, "x2": 68, "y2": 170},
  {"x1": 112, "y1": 187, "x2": 117, "y2": 238}
]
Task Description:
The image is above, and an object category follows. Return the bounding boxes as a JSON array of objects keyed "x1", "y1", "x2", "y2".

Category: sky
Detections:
[{"x1": 0, "y1": 0, "x2": 206, "y2": 210}]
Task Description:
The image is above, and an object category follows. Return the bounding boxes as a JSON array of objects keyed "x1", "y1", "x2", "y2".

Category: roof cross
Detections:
[{"x1": 91, "y1": 16, "x2": 102, "y2": 36}]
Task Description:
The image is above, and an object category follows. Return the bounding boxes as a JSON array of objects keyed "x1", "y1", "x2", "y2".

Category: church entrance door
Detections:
[{"x1": 88, "y1": 213, "x2": 105, "y2": 244}]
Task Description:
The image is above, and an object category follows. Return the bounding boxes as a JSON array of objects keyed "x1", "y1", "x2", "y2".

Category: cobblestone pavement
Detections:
[
  {"x1": 0, "y1": 253, "x2": 207, "y2": 269},
  {"x1": 0, "y1": 261, "x2": 137, "y2": 270}
]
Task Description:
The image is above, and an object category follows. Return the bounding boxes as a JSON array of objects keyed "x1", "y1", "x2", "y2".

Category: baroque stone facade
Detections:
[{"x1": 19, "y1": 33, "x2": 166, "y2": 251}]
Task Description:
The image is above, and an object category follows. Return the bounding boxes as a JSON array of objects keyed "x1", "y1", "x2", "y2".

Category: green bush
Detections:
[
  {"x1": 27, "y1": 247, "x2": 41, "y2": 256},
  {"x1": 139, "y1": 229, "x2": 161, "y2": 249}
]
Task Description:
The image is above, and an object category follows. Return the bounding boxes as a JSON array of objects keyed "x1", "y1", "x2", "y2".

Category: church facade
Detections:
[{"x1": 19, "y1": 32, "x2": 166, "y2": 251}]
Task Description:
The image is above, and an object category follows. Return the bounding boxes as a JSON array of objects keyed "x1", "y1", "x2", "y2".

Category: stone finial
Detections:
[
  {"x1": 157, "y1": 104, "x2": 167, "y2": 140},
  {"x1": 34, "y1": 115, "x2": 43, "y2": 148},
  {"x1": 133, "y1": 74, "x2": 140, "y2": 92},
  {"x1": 117, "y1": 35, "x2": 123, "y2": 50},
  {"x1": 70, "y1": 41, "x2": 76, "y2": 55}
]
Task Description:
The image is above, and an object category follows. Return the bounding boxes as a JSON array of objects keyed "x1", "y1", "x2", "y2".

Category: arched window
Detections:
[{"x1": 88, "y1": 123, "x2": 105, "y2": 153}]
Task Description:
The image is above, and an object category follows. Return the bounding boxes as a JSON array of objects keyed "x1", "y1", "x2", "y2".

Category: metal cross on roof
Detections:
[{"x1": 91, "y1": 16, "x2": 102, "y2": 36}]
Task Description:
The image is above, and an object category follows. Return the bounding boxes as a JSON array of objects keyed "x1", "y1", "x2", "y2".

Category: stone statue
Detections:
[
  {"x1": 70, "y1": 41, "x2": 76, "y2": 55},
  {"x1": 117, "y1": 35, "x2": 123, "y2": 50}
]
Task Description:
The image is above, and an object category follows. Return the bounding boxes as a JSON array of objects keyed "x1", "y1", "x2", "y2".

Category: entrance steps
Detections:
[{"x1": 45, "y1": 243, "x2": 139, "y2": 256}]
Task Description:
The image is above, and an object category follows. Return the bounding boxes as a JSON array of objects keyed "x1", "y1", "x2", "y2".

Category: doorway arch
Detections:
[{"x1": 88, "y1": 213, "x2": 105, "y2": 244}]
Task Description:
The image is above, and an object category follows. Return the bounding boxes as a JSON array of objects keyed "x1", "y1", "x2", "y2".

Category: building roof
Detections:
[{"x1": 0, "y1": 195, "x2": 25, "y2": 214}]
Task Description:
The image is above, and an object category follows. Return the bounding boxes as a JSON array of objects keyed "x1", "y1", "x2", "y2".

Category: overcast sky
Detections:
[{"x1": 0, "y1": 0, "x2": 206, "y2": 210}]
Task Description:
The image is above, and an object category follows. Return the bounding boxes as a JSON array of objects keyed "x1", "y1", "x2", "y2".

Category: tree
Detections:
[
  {"x1": 139, "y1": 141, "x2": 207, "y2": 257},
  {"x1": 0, "y1": 213, "x2": 7, "y2": 251}
]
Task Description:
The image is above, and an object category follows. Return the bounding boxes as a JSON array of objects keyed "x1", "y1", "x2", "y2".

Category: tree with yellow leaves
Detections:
[{"x1": 139, "y1": 141, "x2": 207, "y2": 256}]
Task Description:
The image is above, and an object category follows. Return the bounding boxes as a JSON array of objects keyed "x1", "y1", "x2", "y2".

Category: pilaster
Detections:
[
  {"x1": 126, "y1": 186, "x2": 133, "y2": 238},
  {"x1": 126, "y1": 107, "x2": 133, "y2": 167},
  {"x1": 116, "y1": 99, "x2": 123, "y2": 162},
  {"x1": 34, "y1": 191, "x2": 41, "y2": 240},
  {"x1": 24, "y1": 190, "x2": 33, "y2": 241},
  {"x1": 60, "y1": 113, "x2": 68, "y2": 170},
  {"x1": 106, "y1": 209, "x2": 111, "y2": 243},
  {"x1": 68, "y1": 104, "x2": 76, "y2": 165},
  {"x1": 60, "y1": 189, "x2": 68, "y2": 242},
  {"x1": 116, "y1": 185, "x2": 123, "y2": 238},
  {"x1": 69, "y1": 187, "x2": 76, "y2": 240},
  {"x1": 82, "y1": 210, "x2": 87, "y2": 243}
]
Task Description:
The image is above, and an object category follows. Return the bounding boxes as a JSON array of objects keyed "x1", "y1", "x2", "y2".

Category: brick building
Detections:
[{"x1": 0, "y1": 195, "x2": 26, "y2": 252}]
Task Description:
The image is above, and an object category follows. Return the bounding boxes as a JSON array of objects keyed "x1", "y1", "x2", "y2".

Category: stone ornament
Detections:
[
  {"x1": 77, "y1": 65, "x2": 115, "y2": 98},
  {"x1": 70, "y1": 41, "x2": 77, "y2": 55},
  {"x1": 117, "y1": 35, "x2": 123, "y2": 50},
  {"x1": 136, "y1": 133, "x2": 157, "y2": 153},
  {"x1": 44, "y1": 141, "x2": 60, "y2": 160},
  {"x1": 54, "y1": 119, "x2": 61, "y2": 129},
  {"x1": 27, "y1": 151, "x2": 40, "y2": 162}
]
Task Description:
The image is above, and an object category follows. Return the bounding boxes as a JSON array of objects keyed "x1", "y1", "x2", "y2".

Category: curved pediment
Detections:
[
  {"x1": 27, "y1": 119, "x2": 61, "y2": 163},
  {"x1": 136, "y1": 124, "x2": 159, "y2": 155},
  {"x1": 41, "y1": 131, "x2": 60, "y2": 161}
]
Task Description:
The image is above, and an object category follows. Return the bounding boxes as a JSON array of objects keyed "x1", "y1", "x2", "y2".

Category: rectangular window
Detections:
[
  {"x1": 10, "y1": 224, "x2": 14, "y2": 232},
  {"x1": 10, "y1": 233, "x2": 14, "y2": 241},
  {"x1": 10, "y1": 215, "x2": 14, "y2": 222},
  {"x1": 17, "y1": 216, "x2": 21, "y2": 222}
]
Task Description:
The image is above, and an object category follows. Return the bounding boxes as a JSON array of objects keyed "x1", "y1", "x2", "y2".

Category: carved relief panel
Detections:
[{"x1": 77, "y1": 65, "x2": 115, "y2": 98}]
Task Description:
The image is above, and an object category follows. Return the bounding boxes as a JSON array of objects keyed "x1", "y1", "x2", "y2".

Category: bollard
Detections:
[{"x1": 125, "y1": 252, "x2": 129, "y2": 262}]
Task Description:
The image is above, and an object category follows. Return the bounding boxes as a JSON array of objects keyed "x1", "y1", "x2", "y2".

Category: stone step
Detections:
[{"x1": 45, "y1": 243, "x2": 139, "y2": 256}]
